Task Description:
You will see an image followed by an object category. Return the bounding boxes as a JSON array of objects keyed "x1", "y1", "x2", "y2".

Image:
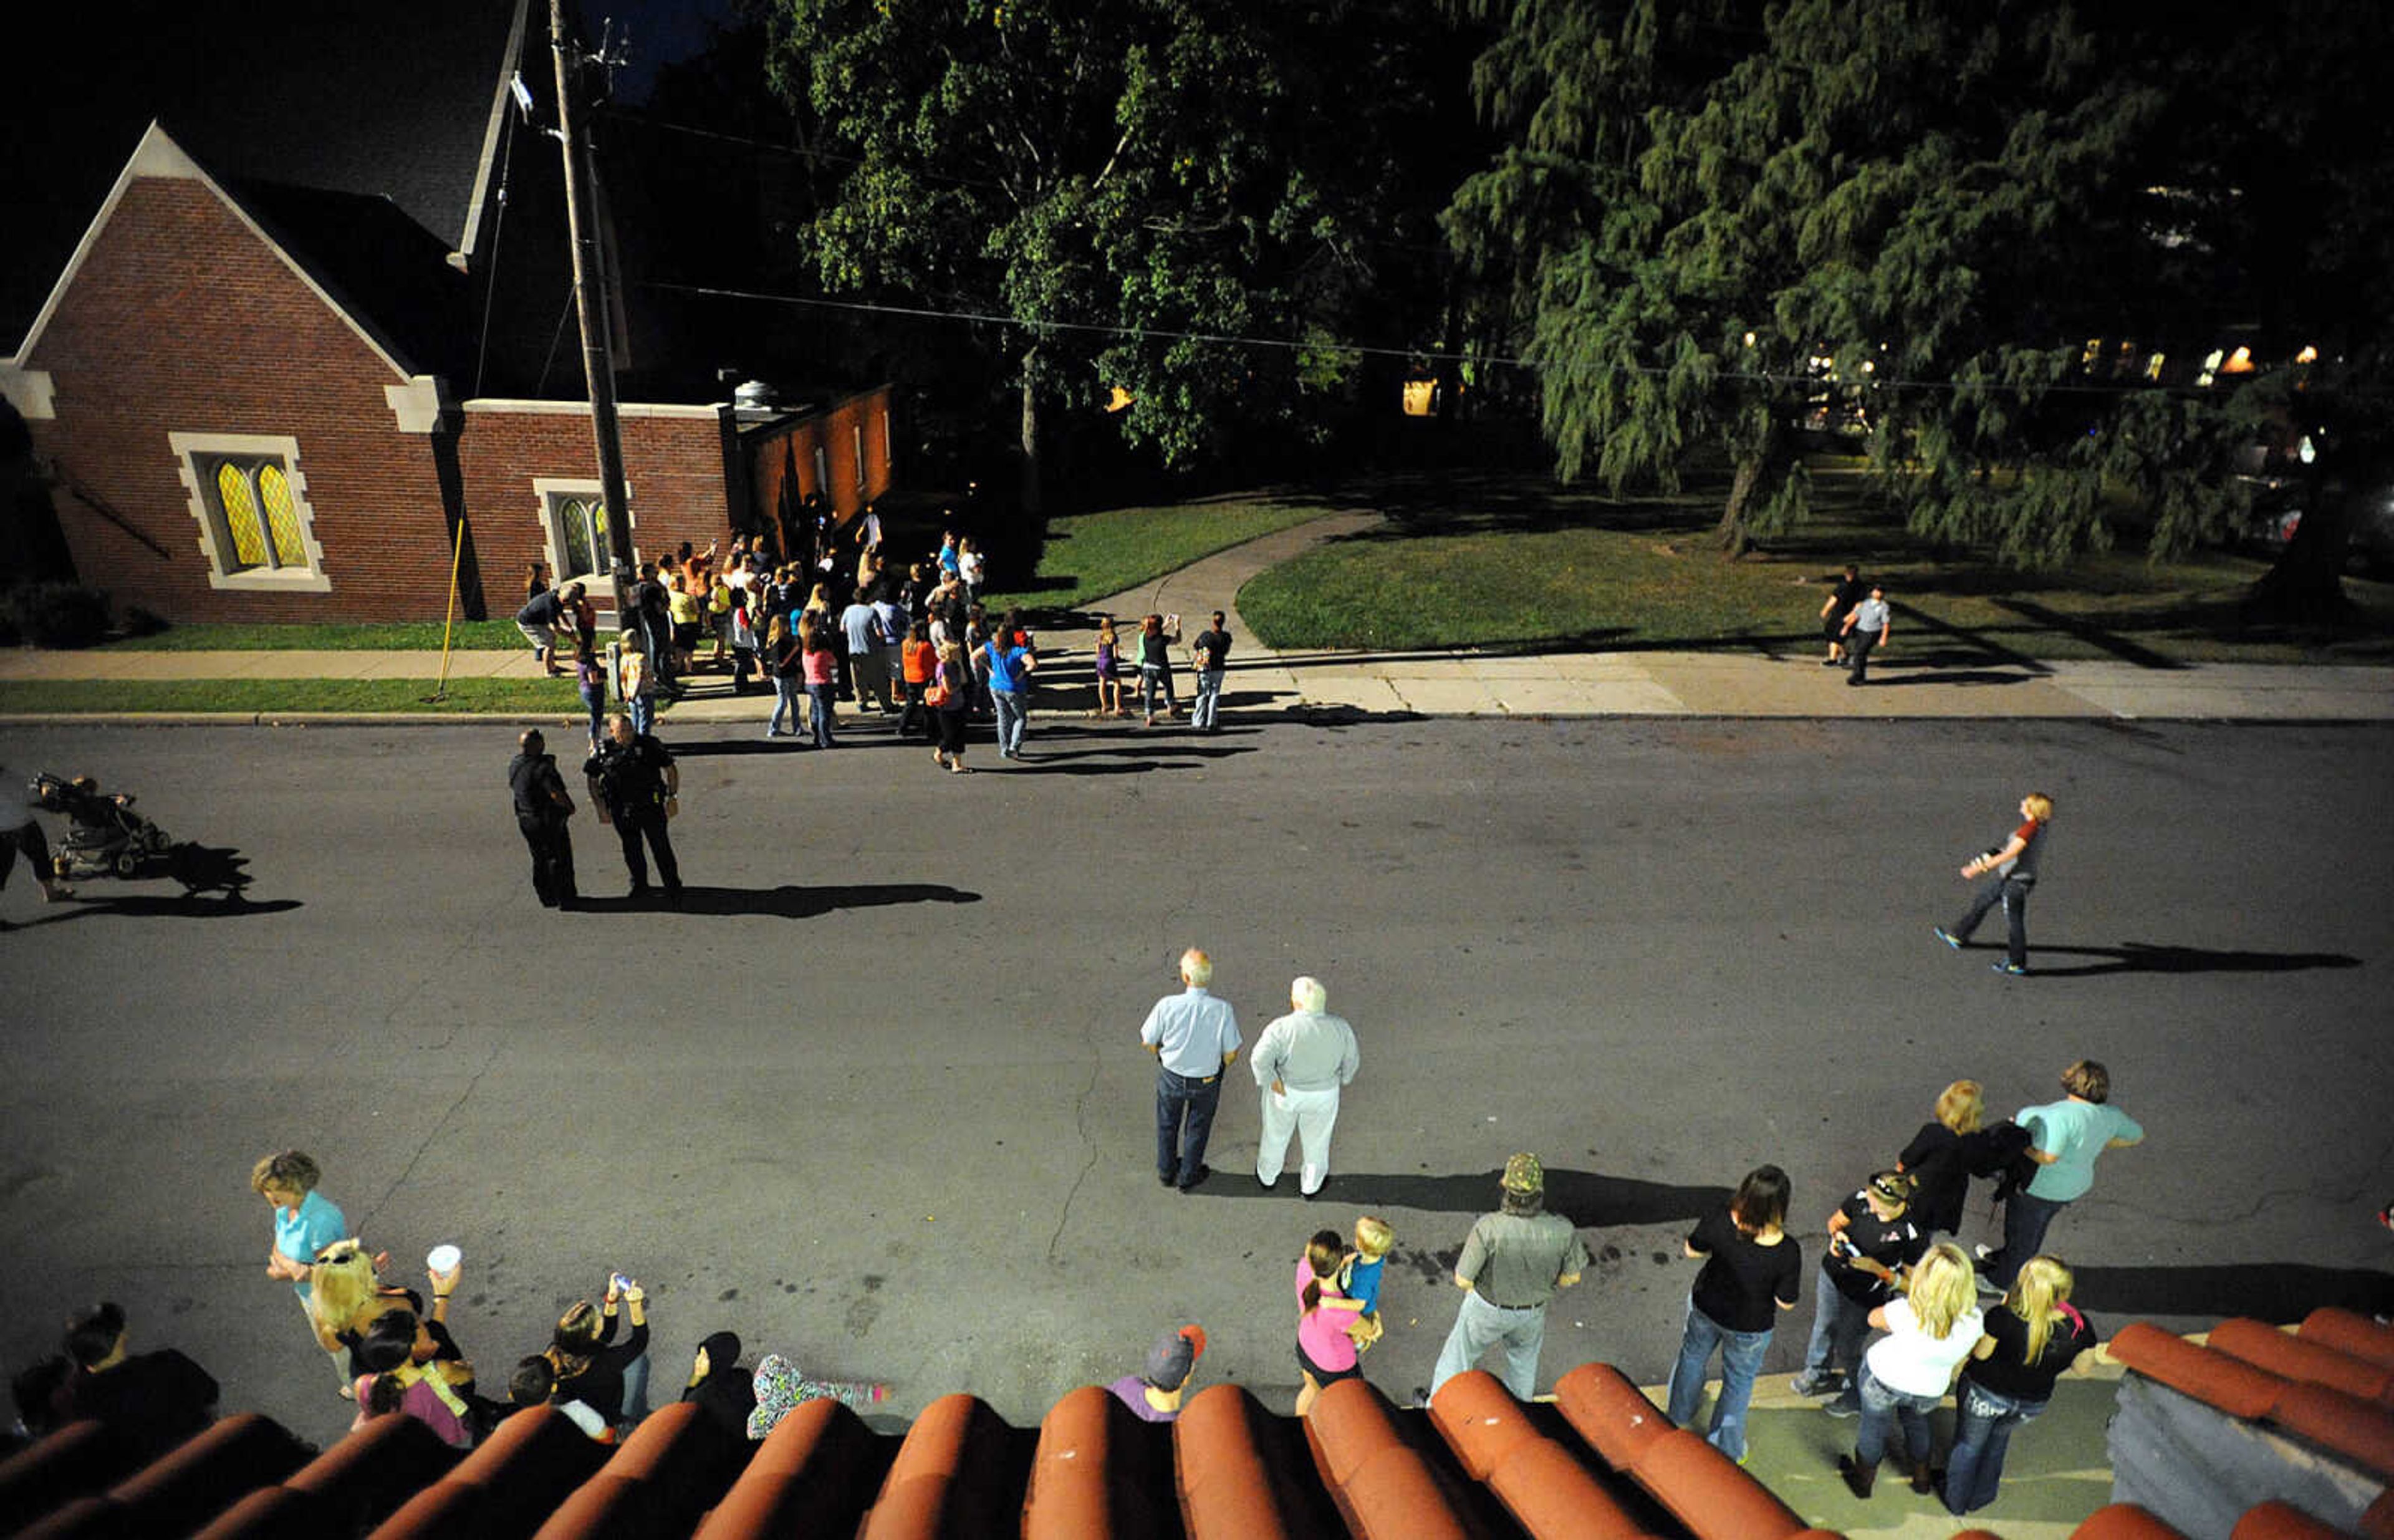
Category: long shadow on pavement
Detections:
[
  {"x1": 3, "y1": 893, "x2": 302, "y2": 925},
  {"x1": 2072, "y1": 1263, "x2": 2394, "y2": 1322},
  {"x1": 1196, "y1": 1166, "x2": 1731, "y2": 1231},
  {"x1": 1954, "y1": 940, "x2": 2363, "y2": 976},
  {"x1": 572, "y1": 883, "x2": 979, "y2": 919}
]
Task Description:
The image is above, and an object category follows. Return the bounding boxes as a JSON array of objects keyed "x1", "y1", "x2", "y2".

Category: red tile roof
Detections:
[{"x1": 6, "y1": 1343, "x2": 2377, "y2": 1540}]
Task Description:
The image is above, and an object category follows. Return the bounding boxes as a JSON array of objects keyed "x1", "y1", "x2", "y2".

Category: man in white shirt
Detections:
[
  {"x1": 1139, "y1": 948, "x2": 1242, "y2": 1191},
  {"x1": 1251, "y1": 976, "x2": 1361, "y2": 1197}
]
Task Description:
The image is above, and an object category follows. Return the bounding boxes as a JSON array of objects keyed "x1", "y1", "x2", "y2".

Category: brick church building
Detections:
[{"x1": 0, "y1": 0, "x2": 891, "y2": 623}]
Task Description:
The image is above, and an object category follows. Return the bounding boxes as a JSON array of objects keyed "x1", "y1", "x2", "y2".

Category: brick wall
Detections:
[
  {"x1": 748, "y1": 385, "x2": 895, "y2": 554},
  {"x1": 22, "y1": 178, "x2": 461, "y2": 623},
  {"x1": 22, "y1": 174, "x2": 741, "y2": 623},
  {"x1": 455, "y1": 407, "x2": 732, "y2": 598}
]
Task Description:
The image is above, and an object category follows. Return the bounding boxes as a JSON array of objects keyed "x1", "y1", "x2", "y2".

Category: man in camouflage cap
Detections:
[{"x1": 1425, "y1": 1153, "x2": 1590, "y2": 1402}]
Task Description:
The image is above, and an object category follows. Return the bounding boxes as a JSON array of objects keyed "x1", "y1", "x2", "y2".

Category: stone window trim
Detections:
[
  {"x1": 168, "y1": 431, "x2": 332, "y2": 593},
  {"x1": 532, "y1": 477, "x2": 638, "y2": 590}
]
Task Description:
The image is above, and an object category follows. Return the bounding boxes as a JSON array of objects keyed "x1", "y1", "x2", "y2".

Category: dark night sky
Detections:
[{"x1": 0, "y1": 0, "x2": 738, "y2": 347}]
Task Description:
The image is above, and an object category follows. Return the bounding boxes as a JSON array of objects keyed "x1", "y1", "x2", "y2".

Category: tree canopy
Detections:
[
  {"x1": 1447, "y1": 0, "x2": 2387, "y2": 606},
  {"x1": 764, "y1": 0, "x2": 1451, "y2": 512}
]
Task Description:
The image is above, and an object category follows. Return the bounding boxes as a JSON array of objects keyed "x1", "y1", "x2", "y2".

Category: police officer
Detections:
[
  {"x1": 583, "y1": 714, "x2": 681, "y2": 902},
  {"x1": 506, "y1": 729, "x2": 577, "y2": 909}
]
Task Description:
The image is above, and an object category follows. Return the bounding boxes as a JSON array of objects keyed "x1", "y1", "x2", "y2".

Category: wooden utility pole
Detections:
[{"x1": 550, "y1": 0, "x2": 635, "y2": 620}]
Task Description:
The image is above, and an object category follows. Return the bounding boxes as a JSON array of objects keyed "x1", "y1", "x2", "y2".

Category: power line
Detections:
[{"x1": 637, "y1": 278, "x2": 2294, "y2": 402}]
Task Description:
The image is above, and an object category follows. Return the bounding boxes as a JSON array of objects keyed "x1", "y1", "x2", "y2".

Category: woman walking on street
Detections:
[
  {"x1": 931, "y1": 640, "x2": 973, "y2": 774},
  {"x1": 1664, "y1": 1165, "x2": 1801, "y2": 1464},
  {"x1": 1936, "y1": 793, "x2": 2052, "y2": 976},
  {"x1": 1943, "y1": 1256, "x2": 2100, "y2": 1516}
]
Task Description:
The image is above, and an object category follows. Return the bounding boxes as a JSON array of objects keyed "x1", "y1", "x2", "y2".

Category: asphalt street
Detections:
[{"x1": 1, "y1": 712, "x2": 2388, "y2": 1451}]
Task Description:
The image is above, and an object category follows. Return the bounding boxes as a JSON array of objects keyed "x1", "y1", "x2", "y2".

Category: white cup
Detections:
[{"x1": 426, "y1": 1244, "x2": 463, "y2": 1273}]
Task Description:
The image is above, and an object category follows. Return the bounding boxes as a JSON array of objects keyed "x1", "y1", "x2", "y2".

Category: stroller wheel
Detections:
[
  {"x1": 143, "y1": 827, "x2": 171, "y2": 853},
  {"x1": 113, "y1": 850, "x2": 141, "y2": 878}
]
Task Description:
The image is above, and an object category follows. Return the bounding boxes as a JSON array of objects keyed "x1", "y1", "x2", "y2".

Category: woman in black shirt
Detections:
[
  {"x1": 1942, "y1": 1254, "x2": 2099, "y2": 1515},
  {"x1": 546, "y1": 1276, "x2": 651, "y2": 1432},
  {"x1": 1663, "y1": 1166, "x2": 1802, "y2": 1464},
  {"x1": 1896, "y1": 1079, "x2": 1986, "y2": 1237}
]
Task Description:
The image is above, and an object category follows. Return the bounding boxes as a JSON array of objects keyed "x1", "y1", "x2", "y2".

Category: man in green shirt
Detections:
[{"x1": 1426, "y1": 1153, "x2": 1590, "y2": 1402}]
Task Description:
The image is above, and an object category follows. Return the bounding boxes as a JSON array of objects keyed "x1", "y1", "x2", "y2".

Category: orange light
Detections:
[
  {"x1": 1401, "y1": 380, "x2": 1436, "y2": 416},
  {"x1": 1104, "y1": 386, "x2": 1135, "y2": 414}
]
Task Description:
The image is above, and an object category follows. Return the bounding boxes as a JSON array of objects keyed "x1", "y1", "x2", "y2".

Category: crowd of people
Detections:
[{"x1": 6, "y1": 1147, "x2": 890, "y2": 1468}]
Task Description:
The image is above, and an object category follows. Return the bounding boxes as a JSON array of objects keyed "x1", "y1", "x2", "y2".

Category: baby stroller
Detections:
[{"x1": 29, "y1": 772, "x2": 174, "y2": 880}]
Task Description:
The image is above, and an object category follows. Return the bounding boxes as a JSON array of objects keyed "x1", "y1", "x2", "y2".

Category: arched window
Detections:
[{"x1": 172, "y1": 433, "x2": 329, "y2": 591}]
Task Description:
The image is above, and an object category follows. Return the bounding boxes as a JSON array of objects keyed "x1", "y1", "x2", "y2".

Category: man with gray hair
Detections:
[
  {"x1": 1139, "y1": 948, "x2": 1242, "y2": 1191},
  {"x1": 1250, "y1": 976, "x2": 1360, "y2": 1197}
]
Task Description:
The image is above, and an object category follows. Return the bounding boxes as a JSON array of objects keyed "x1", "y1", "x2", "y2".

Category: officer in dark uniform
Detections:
[
  {"x1": 583, "y1": 714, "x2": 681, "y2": 902},
  {"x1": 506, "y1": 729, "x2": 577, "y2": 909}
]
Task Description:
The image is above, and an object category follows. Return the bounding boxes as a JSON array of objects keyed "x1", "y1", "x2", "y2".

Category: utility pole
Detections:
[{"x1": 550, "y1": 0, "x2": 635, "y2": 622}]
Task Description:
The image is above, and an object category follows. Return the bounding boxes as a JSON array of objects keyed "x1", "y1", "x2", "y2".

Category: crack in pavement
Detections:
[{"x1": 1046, "y1": 1011, "x2": 1108, "y2": 1264}]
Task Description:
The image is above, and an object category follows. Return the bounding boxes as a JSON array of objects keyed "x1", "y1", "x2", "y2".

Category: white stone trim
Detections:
[
  {"x1": 461, "y1": 397, "x2": 722, "y2": 419},
  {"x1": 531, "y1": 476, "x2": 637, "y2": 587},
  {"x1": 458, "y1": 0, "x2": 534, "y2": 263},
  {"x1": 12, "y1": 123, "x2": 414, "y2": 382},
  {"x1": 168, "y1": 431, "x2": 334, "y2": 594},
  {"x1": 385, "y1": 375, "x2": 451, "y2": 433},
  {"x1": 0, "y1": 362, "x2": 54, "y2": 420}
]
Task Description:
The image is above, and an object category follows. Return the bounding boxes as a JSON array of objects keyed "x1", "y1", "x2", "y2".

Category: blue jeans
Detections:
[
  {"x1": 627, "y1": 694, "x2": 655, "y2": 737},
  {"x1": 579, "y1": 682, "x2": 607, "y2": 748},
  {"x1": 1855, "y1": 1362, "x2": 1943, "y2": 1468},
  {"x1": 1192, "y1": 668, "x2": 1224, "y2": 729},
  {"x1": 1139, "y1": 665, "x2": 1177, "y2": 717},
  {"x1": 769, "y1": 675, "x2": 801, "y2": 734},
  {"x1": 993, "y1": 689, "x2": 1027, "y2": 756},
  {"x1": 1943, "y1": 1378, "x2": 2045, "y2": 1514},
  {"x1": 1430, "y1": 1291, "x2": 1548, "y2": 1400},
  {"x1": 1981, "y1": 1191, "x2": 2067, "y2": 1289},
  {"x1": 1953, "y1": 875, "x2": 2032, "y2": 966},
  {"x1": 1665, "y1": 1296, "x2": 1772, "y2": 1461},
  {"x1": 1155, "y1": 1068, "x2": 1221, "y2": 1185},
  {"x1": 807, "y1": 683, "x2": 838, "y2": 747},
  {"x1": 1800, "y1": 1269, "x2": 1873, "y2": 1380}
]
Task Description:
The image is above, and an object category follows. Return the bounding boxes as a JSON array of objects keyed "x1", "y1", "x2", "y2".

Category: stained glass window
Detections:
[
  {"x1": 216, "y1": 461, "x2": 268, "y2": 565},
  {"x1": 552, "y1": 495, "x2": 610, "y2": 581},
  {"x1": 259, "y1": 463, "x2": 305, "y2": 565}
]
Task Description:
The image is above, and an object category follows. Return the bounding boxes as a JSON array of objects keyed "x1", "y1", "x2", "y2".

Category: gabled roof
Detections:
[
  {"x1": 0, "y1": 0, "x2": 531, "y2": 346},
  {"x1": 9, "y1": 125, "x2": 428, "y2": 382}
]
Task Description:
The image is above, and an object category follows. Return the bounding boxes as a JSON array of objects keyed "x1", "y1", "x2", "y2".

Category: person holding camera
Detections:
[
  {"x1": 544, "y1": 1272, "x2": 650, "y2": 1434},
  {"x1": 1791, "y1": 1170, "x2": 1930, "y2": 1415}
]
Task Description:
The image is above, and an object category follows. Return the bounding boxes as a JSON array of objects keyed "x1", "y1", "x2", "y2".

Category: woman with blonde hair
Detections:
[
  {"x1": 1942, "y1": 1256, "x2": 2099, "y2": 1515},
  {"x1": 1838, "y1": 1241, "x2": 1983, "y2": 1499},
  {"x1": 1896, "y1": 1080, "x2": 1986, "y2": 1238}
]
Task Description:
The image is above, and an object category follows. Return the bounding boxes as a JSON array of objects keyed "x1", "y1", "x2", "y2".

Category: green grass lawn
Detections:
[
  {"x1": 983, "y1": 494, "x2": 1340, "y2": 612},
  {"x1": 0, "y1": 677, "x2": 587, "y2": 715},
  {"x1": 1238, "y1": 473, "x2": 2394, "y2": 663},
  {"x1": 98, "y1": 619, "x2": 530, "y2": 651}
]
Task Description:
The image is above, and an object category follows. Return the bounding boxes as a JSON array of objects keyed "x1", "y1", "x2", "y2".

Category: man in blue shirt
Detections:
[{"x1": 1139, "y1": 948, "x2": 1243, "y2": 1191}]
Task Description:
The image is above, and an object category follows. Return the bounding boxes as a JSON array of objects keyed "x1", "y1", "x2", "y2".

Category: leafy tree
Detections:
[
  {"x1": 764, "y1": 0, "x2": 1449, "y2": 514},
  {"x1": 1447, "y1": 0, "x2": 2254, "y2": 563}
]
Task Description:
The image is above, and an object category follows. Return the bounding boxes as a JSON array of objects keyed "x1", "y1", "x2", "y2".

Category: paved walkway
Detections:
[{"x1": 4, "y1": 513, "x2": 2391, "y2": 723}]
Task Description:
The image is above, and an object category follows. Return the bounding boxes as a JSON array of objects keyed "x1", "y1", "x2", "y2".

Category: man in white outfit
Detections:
[{"x1": 1251, "y1": 975, "x2": 1360, "y2": 1197}]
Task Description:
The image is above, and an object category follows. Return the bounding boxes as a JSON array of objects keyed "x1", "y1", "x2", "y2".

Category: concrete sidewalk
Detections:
[{"x1": 4, "y1": 511, "x2": 2392, "y2": 722}]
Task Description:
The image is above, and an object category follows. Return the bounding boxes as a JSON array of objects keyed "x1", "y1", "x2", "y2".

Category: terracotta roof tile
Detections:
[
  {"x1": 2299, "y1": 1307, "x2": 2394, "y2": 1372},
  {"x1": 2230, "y1": 1496, "x2": 2365, "y2": 1538},
  {"x1": 2070, "y1": 1504, "x2": 2194, "y2": 1538},
  {"x1": 2210, "y1": 1317, "x2": 2394, "y2": 1402}
]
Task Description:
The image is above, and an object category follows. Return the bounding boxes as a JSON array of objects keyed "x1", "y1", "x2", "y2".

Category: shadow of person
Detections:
[
  {"x1": 1191, "y1": 1165, "x2": 1731, "y2": 1227},
  {"x1": 574, "y1": 883, "x2": 981, "y2": 919},
  {"x1": 2012, "y1": 941, "x2": 2363, "y2": 978},
  {"x1": 2071, "y1": 1262, "x2": 2394, "y2": 1324},
  {"x1": 166, "y1": 842, "x2": 254, "y2": 897},
  {"x1": 6, "y1": 892, "x2": 302, "y2": 925}
]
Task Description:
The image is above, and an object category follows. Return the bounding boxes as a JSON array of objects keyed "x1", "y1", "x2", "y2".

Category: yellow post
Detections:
[{"x1": 433, "y1": 516, "x2": 466, "y2": 701}]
